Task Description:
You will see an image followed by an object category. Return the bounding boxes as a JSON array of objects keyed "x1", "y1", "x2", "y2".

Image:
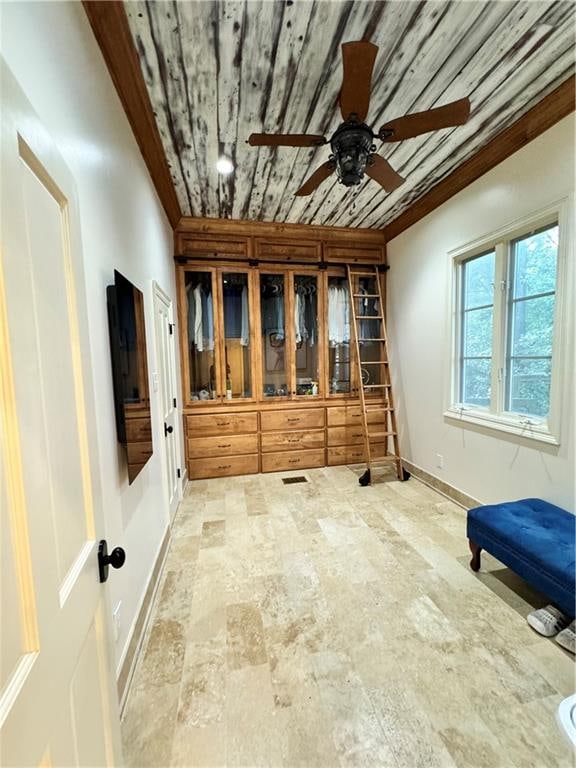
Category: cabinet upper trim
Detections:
[
  {"x1": 176, "y1": 216, "x2": 386, "y2": 243},
  {"x1": 174, "y1": 217, "x2": 387, "y2": 265}
]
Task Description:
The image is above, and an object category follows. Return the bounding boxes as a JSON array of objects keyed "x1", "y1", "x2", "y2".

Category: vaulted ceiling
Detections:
[{"x1": 123, "y1": 0, "x2": 575, "y2": 229}]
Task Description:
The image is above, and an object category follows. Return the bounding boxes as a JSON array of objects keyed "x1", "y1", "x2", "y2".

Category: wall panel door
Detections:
[
  {"x1": 153, "y1": 282, "x2": 181, "y2": 519},
  {"x1": 0, "y1": 61, "x2": 121, "y2": 767}
]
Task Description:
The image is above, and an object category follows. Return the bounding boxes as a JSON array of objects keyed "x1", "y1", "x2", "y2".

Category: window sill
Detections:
[{"x1": 444, "y1": 406, "x2": 560, "y2": 446}]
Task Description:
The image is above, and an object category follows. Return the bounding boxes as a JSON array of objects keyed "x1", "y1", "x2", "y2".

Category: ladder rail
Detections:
[
  {"x1": 346, "y1": 265, "x2": 372, "y2": 474},
  {"x1": 372, "y1": 267, "x2": 404, "y2": 480}
]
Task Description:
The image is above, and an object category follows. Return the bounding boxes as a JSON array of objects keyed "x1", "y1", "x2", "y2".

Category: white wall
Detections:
[
  {"x1": 1, "y1": 2, "x2": 183, "y2": 672},
  {"x1": 387, "y1": 115, "x2": 575, "y2": 511}
]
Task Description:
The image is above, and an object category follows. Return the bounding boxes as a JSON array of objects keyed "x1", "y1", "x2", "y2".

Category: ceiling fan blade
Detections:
[
  {"x1": 365, "y1": 155, "x2": 405, "y2": 193},
  {"x1": 248, "y1": 133, "x2": 326, "y2": 147},
  {"x1": 379, "y1": 98, "x2": 471, "y2": 141},
  {"x1": 340, "y1": 41, "x2": 378, "y2": 122},
  {"x1": 295, "y1": 161, "x2": 335, "y2": 196}
]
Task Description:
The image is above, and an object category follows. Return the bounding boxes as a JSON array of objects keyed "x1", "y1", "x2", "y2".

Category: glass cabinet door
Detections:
[
  {"x1": 220, "y1": 271, "x2": 252, "y2": 400},
  {"x1": 260, "y1": 273, "x2": 288, "y2": 398},
  {"x1": 354, "y1": 275, "x2": 384, "y2": 392},
  {"x1": 185, "y1": 270, "x2": 217, "y2": 401},
  {"x1": 293, "y1": 274, "x2": 320, "y2": 396},
  {"x1": 327, "y1": 275, "x2": 352, "y2": 395}
]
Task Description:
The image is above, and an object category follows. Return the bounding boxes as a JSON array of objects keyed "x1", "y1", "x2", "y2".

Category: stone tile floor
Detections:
[{"x1": 122, "y1": 466, "x2": 574, "y2": 767}]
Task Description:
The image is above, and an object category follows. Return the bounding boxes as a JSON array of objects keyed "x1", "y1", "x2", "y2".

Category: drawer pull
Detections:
[
  {"x1": 218, "y1": 444, "x2": 231, "y2": 449},
  {"x1": 287, "y1": 417, "x2": 300, "y2": 423},
  {"x1": 216, "y1": 421, "x2": 230, "y2": 427},
  {"x1": 288, "y1": 438, "x2": 300, "y2": 444},
  {"x1": 288, "y1": 458, "x2": 300, "y2": 464},
  {"x1": 218, "y1": 464, "x2": 232, "y2": 470}
]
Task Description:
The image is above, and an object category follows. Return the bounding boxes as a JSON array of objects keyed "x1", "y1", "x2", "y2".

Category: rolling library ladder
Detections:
[{"x1": 347, "y1": 264, "x2": 409, "y2": 486}]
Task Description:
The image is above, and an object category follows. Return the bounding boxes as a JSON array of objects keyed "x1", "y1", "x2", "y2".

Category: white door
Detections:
[
  {"x1": 153, "y1": 282, "x2": 181, "y2": 519},
  {"x1": 0, "y1": 61, "x2": 122, "y2": 766}
]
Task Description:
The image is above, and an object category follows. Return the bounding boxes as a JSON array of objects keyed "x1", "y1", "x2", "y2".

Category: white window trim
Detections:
[{"x1": 444, "y1": 197, "x2": 574, "y2": 446}]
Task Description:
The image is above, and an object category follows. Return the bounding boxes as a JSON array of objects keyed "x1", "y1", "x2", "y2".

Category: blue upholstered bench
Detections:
[{"x1": 467, "y1": 498, "x2": 576, "y2": 617}]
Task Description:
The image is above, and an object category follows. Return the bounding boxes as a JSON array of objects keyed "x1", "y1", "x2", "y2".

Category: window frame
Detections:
[{"x1": 445, "y1": 198, "x2": 572, "y2": 446}]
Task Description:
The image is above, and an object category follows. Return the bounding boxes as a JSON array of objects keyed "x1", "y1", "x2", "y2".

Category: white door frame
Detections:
[{"x1": 152, "y1": 280, "x2": 183, "y2": 519}]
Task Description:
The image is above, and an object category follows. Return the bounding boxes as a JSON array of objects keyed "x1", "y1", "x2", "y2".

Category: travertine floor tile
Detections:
[{"x1": 122, "y1": 467, "x2": 574, "y2": 768}]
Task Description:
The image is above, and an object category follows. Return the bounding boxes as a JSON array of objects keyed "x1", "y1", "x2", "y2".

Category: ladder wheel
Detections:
[
  {"x1": 401, "y1": 468, "x2": 411, "y2": 482},
  {"x1": 359, "y1": 469, "x2": 371, "y2": 487}
]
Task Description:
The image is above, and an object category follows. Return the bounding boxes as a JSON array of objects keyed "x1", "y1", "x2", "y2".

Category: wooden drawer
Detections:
[
  {"x1": 327, "y1": 426, "x2": 378, "y2": 447},
  {"x1": 323, "y1": 243, "x2": 384, "y2": 264},
  {"x1": 178, "y1": 234, "x2": 248, "y2": 259},
  {"x1": 188, "y1": 454, "x2": 259, "y2": 480},
  {"x1": 255, "y1": 239, "x2": 321, "y2": 262},
  {"x1": 262, "y1": 448, "x2": 325, "y2": 473},
  {"x1": 261, "y1": 429, "x2": 324, "y2": 453},
  {"x1": 326, "y1": 406, "x2": 387, "y2": 427},
  {"x1": 126, "y1": 441, "x2": 153, "y2": 464},
  {"x1": 260, "y1": 408, "x2": 325, "y2": 431},
  {"x1": 125, "y1": 417, "x2": 152, "y2": 442},
  {"x1": 188, "y1": 433, "x2": 258, "y2": 459},
  {"x1": 327, "y1": 443, "x2": 387, "y2": 466},
  {"x1": 186, "y1": 411, "x2": 258, "y2": 436}
]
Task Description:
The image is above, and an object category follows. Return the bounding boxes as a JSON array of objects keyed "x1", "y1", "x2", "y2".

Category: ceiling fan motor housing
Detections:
[{"x1": 330, "y1": 120, "x2": 375, "y2": 187}]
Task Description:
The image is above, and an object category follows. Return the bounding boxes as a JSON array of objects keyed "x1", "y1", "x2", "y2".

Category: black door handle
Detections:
[
  {"x1": 164, "y1": 423, "x2": 173, "y2": 436},
  {"x1": 98, "y1": 539, "x2": 126, "y2": 583}
]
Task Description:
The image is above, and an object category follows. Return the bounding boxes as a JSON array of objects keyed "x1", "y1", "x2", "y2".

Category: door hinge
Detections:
[
  {"x1": 173, "y1": 397, "x2": 177, "y2": 408},
  {"x1": 177, "y1": 468, "x2": 181, "y2": 478},
  {"x1": 169, "y1": 323, "x2": 174, "y2": 335}
]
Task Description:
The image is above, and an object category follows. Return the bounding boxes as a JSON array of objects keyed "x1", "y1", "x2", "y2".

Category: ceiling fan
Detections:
[{"x1": 248, "y1": 41, "x2": 471, "y2": 197}]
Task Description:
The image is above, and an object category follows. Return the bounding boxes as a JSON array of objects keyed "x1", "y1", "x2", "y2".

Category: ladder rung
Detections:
[
  {"x1": 361, "y1": 360, "x2": 388, "y2": 365},
  {"x1": 349, "y1": 270, "x2": 378, "y2": 275},
  {"x1": 363, "y1": 384, "x2": 391, "y2": 389},
  {"x1": 368, "y1": 431, "x2": 396, "y2": 439},
  {"x1": 357, "y1": 315, "x2": 383, "y2": 319},
  {"x1": 365, "y1": 405, "x2": 390, "y2": 411},
  {"x1": 353, "y1": 293, "x2": 379, "y2": 298},
  {"x1": 359, "y1": 338, "x2": 387, "y2": 342}
]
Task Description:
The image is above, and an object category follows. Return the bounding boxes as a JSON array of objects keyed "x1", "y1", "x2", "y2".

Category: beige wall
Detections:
[
  {"x1": 387, "y1": 115, "x2": 575, "y2": 510},
  {"x1": 1, "y1": 2, "x2": 183, "y2": 672}
]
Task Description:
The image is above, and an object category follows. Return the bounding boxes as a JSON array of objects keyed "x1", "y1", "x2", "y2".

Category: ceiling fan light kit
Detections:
[
  {"x1": 330, "y1": 119, "x2": 375, "y2": 187},
  {"x1": 248, "y1": 41, "x2": 471, "y2": 198}
]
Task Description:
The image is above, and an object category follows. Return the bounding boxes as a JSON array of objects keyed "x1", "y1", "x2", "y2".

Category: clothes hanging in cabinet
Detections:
[
  {"x1": 294, "y1": 288, "x2": 317, "y2": 346},
  {"x1": 357, "y1": 284, "x2": 380, "y2": 340},
  {"x1": 261, "y1": 280, "x2": 285, "y2": 339},
  {"x1": 328, "y1": 283, "x2": 350, "y2": 344},
  {"x1": 186, "y1": 282, "x2": 214, "y2": 352},
  {"x1": 241, "y1": 286, "x2": 249, "y2": 346}
]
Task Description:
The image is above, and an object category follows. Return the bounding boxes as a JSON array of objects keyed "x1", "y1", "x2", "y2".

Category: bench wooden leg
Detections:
[{"x1": 468, "y1": 539, "x2": 482, "y2": 572}]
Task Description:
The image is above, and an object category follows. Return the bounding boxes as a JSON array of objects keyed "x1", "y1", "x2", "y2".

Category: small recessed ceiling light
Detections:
[{"x1": 216, "y1": 156, "x2": 234, "y2": 175}]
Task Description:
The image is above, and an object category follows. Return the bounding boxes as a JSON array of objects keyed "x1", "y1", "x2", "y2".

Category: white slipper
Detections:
[
  {"x1": 527, "y1": 604, "x2": 569, "y2": 637},
  {"x1": 556, "y1": 620, "x2": 575, "y2": 654}
]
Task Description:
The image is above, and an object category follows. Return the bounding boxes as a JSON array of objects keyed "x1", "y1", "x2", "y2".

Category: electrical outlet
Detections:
[
  {"x1": 152, "y1": 372, "x2": 159, "y2": 393},
  {"x1": 112, "y1": 601, "x2": 122, "y2": 643},
  {"x1": 435, "y1": 454, "x2": 444, "y2": 469}
]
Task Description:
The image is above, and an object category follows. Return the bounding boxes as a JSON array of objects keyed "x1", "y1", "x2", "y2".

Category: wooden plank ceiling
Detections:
[{"x1": 125, "y1": 0, "x2": 575, "y2": 229}]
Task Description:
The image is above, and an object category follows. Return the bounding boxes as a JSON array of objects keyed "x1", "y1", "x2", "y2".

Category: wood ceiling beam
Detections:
[
  {"x1": 83, "y1": 1, "x2": 181, "y2": 228},
  {"x1": 383, "y1": 75, "x2": 575, "y2": 242}
]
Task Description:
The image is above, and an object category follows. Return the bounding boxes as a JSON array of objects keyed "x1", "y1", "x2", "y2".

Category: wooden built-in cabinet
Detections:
[{"x1": 176, "y1": 217, "x2": 388, "y2": 480}]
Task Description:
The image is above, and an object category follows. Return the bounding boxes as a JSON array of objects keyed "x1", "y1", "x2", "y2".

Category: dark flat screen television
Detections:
[{"x1": 107, "y1": 270, "x2": 152, "y2": 483}]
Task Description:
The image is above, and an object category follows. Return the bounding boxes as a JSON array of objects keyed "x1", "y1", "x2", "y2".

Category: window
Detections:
[{"x1": 446, "y1": 202, "x2": 571, "y2": 445}]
